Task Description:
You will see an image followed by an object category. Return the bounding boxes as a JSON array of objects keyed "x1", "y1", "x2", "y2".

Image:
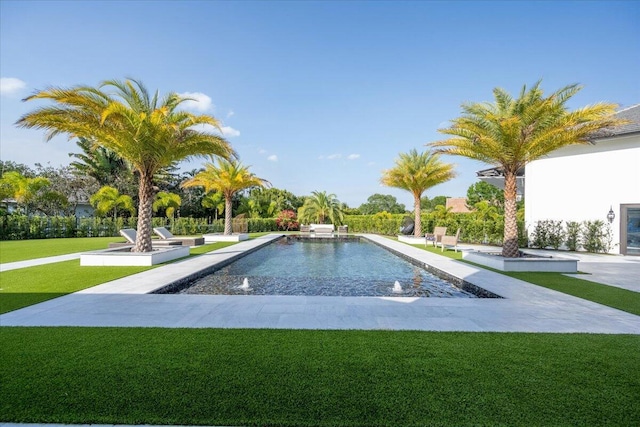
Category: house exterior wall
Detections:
[{"x1": 524, "y1": 134, "x2": 640, "y2": 254}]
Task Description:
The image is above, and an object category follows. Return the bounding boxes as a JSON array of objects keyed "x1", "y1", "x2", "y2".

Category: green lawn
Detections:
[
  {"x1": 412, "y1": 243, "x2": 640, "y2": 316},
  {"x1": 0, "y1": 259, "x2": 153, "y2": 314},
  {"x1": 0, "y1": 240, "x2": 242, "y2": 314},
  {"x1": 1, "y1": 328, "x2": 638, "y2": 426},
  {"x1": 0, "y1": 236, "x2": 123, "y2": 263}
]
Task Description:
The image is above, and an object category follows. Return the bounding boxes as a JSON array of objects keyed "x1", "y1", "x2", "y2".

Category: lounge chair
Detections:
[
  {"x1": 425, "y1": 226, "x2": 447, "y2": 247},
  {"x1": 108, "y1": 228, "x2": 181, "y2": 248},
  {"x1": 310, "y1": 224, "x2": 335, "y2": 237},
  {"x1": 337, "y1": 225, "x2": 348, "y2": 235},
  {"x1": 438, "y1": 228, "x2": 461, "y2": 252},
  {"x1": 153, "y1": 227, "x2": 204, "y2": 246}
]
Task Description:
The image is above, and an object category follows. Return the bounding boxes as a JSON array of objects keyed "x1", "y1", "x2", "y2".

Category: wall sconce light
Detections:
[{"x1": 607, "y1": 206, "x2": 615, "y2": 223}]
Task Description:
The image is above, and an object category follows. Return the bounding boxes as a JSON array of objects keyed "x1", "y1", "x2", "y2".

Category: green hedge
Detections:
[{"x1": 1, "y1": 213, "x2": 524, "y2": 246}]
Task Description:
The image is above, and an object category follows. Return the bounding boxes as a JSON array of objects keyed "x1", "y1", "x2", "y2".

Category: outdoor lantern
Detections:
[{"x1": 607, "y1": 206, "x2": 615, "y2": 223}]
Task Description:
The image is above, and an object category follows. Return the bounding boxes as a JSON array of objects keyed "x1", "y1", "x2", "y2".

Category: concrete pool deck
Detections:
[{"x1": 1, "y1": 234, "x2": 639, "y2": 333}]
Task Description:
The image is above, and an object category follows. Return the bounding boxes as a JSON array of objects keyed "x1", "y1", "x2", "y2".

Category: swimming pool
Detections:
[{"x1": 176, "y1": 236, "x2": 478, "y2": 298}]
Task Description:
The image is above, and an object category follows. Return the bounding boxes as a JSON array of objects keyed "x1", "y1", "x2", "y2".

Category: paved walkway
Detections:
[
  {"x1": 0, "y1": 252, "x2": 83, "y2": 272},
  {"x1": 1, "y1": 234, "x2": 638, "y2": 333}
]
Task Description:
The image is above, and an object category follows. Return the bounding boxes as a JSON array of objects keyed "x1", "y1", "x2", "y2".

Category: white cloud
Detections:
[
  {"x1": 367, "y1": 161, "x2": 376, "y2": 166},
  {"x1": 327, "y1": 154, "x2": 341, "y2": 160},
  {"x1": 193, "y1": 123, "x2": 240, "y2": 137},
  {"x1": 347, "y1": 154, "x2": 360, "y2": 160},
  {"x1": 267, "y1": 155, "x2": 278, "y2": 162},
  {"x1": 220, "y1": 126, "x2": 240, "y2": 137},
  {"x1": 259, "y1": 149, "x2": 267, "y2": 154},
  {"x1": 0, "y1": 77, "x2": 26, "y2": 96},
  {"x1": 226, "y1": 110, "x2": 235, "y2": 118},
  {"x1": 178, "y1": 91, "x2": 213, "y2": 112}
]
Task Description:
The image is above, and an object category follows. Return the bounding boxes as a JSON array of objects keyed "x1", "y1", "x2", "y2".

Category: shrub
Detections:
[
  {"x1": 565, "y1": 221, "x2": 581, "y2": 251},
  {"x1": 581, "y1": 220, "x2": 612, "y2": 253},
  {"x1": 531, "y1": 220, "x2": 564, "y2": 249},
  {"x1": 276, "y1": 210, "x2": 299, "y2": 231}
]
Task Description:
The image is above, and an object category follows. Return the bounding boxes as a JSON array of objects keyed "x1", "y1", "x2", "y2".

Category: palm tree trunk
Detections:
[
  {"x1": 413, "y1": 193, "x2": 422, "y2": 237},
  {"x1": 224, "y1": 195, "x2": 233, "y2": 235},
  {"x1": 134, "y1": 172, "x2": 155, "y2": 252},
  {"x1": 502, "y1": 171, "x2": 519, "y2": 257}
]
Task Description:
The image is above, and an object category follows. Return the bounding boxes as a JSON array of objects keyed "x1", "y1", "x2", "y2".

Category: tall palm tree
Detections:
[
  {"x1": 90, "y1": 185, "x2": 135, "y2": 220},
  {"x1": 298, "y1": 191, "x2": 345, "y2": 225},
  {"x1": 430, "y1": 81, "x2": 625, "y2": 257},
  {"x1": 381, "y1": 149, "x2": 455, "y2": 237},
  {"x1": 16, "y1": 78, "x2": 235, "y2": 252},
  {"x1": 181, "y1": 159, "x2": 270, "y2": 235}
]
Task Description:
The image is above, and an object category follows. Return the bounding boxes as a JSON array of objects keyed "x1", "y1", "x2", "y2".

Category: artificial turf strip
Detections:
[
  {"x1": 1, "y1": 328, "x2": 638, "y2": 427},
  {"x1": 0, "y1": 236, "x2": 124, "y2": 263},
  {"x1": 460, "y1": 260, "x2": 640, "y2": 317},
  {"x1": 0, "y1": 260, "x2": 152, "y2": 314}
]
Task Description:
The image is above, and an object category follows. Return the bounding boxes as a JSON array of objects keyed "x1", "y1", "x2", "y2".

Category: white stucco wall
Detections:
[{"x1": 525, "y1": 134, "x2": 640, "y2": 254}]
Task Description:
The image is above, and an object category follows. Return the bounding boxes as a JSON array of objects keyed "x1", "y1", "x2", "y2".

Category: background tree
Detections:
[
  {"x1": 431, "y1": 81, "x2": 624, "y2": 257},
  {"x1": 381, "y1": 149, "x2": 455, "y2": 237},
  {"x1": 358, "y1": 193, "x2": 406, "y2": 215},
  {"x1": 298, "y1": 191, "x2": 345, "y2": 225},
  {"x1": 201, "y1": 192, "x2": 225, "y2": 221},
  {"x1": 90, "y1": 186, "x2": 135, "y2": 220},
  {"x1": 420, "y1": 195, "x2": 448, "y2": 212},
  {"x1": 69, "y1": 137, "x2": 131, "y2": 188},
  {"x1": 182, "y1": 159, "x2": 270, "y2": 235},
  {"x1": 153, "y1": 191, "x2": 181, "y2": 220},
  {"x1": 466, "y1": 181, "x2": 504, "y2": 211},
  {"x1": 0, "y1": 171, "x2": 53, "y2": 215},
  {"x1": 35, "y1": 163, "x2": 98, "y2": 216},
  {"x1": 17, "y1": 78, "x2": 235, "y2": 252}
]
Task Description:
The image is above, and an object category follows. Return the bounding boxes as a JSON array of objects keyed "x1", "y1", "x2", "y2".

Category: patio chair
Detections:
[
  {"x1": 438, "y1": 228, "x2": 461, "y2": 252},
  {"x1": 300, "y1": 225, "x2": 311, "y2": 233},
  {"x1": 425, "y1": 226, "x2": 447, "y2": 247},
  {"x1": 153, "y1": 227, "x2": 205, "y2": 246},
  {"x1": 337, "y1": 225, "x2": 348, "y2": 235}
]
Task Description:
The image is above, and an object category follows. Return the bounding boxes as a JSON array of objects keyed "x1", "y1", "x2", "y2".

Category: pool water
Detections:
[{"x1": 179, "y1": 237, "x2": 476, "y2": 298}]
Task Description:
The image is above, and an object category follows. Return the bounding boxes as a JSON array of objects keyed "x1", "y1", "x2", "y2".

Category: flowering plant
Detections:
[{"x1": 276, "y1": 210, "x2": 299, "y2": 231}]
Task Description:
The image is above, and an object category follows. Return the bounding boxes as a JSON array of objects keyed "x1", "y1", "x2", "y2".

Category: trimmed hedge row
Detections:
[{"x1": 0, "y1": 214, "x2": 524, "y2": 246}]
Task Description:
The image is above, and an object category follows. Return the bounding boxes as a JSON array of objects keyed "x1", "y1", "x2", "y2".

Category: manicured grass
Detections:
[
  {"x1": 0, "y1": 240, "x2": 244, "y2": 314},
  {"x1": 0, "y1": 259, "x2": 152, "y2": 314},
  {"x1": 407, "y1": 242, "x2": 640, "y2": 316},
  {"x1": 1, "y1": 327, "x2": 638, "y2": 426},
  {"x1": 460, "y1": 260, "x2": 640, "y2": 316},
  {"x1": 500, "y1": 270, "x2": 640, "y2": 316},
  {"x1": 0, "y1": 236, "x2": 123, "y2": 263}
]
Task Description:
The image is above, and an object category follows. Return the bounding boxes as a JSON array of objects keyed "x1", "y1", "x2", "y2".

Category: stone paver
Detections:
[{"x1": 1, "y1": 234, "x2": 638, "y2": 333}]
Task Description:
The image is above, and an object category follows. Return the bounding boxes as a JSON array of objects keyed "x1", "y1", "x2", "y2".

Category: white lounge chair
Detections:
[
  {"x1": 310, "y1": 224, "x2": 335, "y2": 237},
  {"x1": 153, "y1": 227, "x2": 204, "y2": 246},
  {"x1": 109, "y1": 228, "x2": 181, "y2": 248}
]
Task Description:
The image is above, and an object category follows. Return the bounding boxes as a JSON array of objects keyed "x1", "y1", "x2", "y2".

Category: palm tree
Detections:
[
  {"x1": 69, "y1": 137, "x2": 130, "y2": 187},
  {"x1": 381, "y1": 149, "x2": 455, "y2": 237},
  {"x1": 181, "y1": 159, "x2": 270, "y2": 235},
  {"x1": 90, "y1": 186, "x2": 135, "y2": 220},
  {"x1": 430, "y1": 81, "x2": 625, "y2": 257},
  {"x1": 16, "y1": 78, "x2": 235, "y2": 252},
  {"x1": 298, "y1": 191, "x2": 345, "y2": 225},
  {"x1": 153, "y1": 191, "x2": 181, "y2": 220},
  {"x1": 201, "y1": 192, "x2": 225, "y2": 221}
]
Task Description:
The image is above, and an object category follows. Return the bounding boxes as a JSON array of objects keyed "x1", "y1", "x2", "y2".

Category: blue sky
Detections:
[{"x1": 1, "y1": 0, "x2": 638, "y2": 208}]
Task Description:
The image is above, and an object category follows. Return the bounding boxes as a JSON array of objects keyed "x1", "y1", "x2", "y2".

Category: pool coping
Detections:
[{"x1": 1, "y1": 233, "x2": 639, "y2": 333}]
